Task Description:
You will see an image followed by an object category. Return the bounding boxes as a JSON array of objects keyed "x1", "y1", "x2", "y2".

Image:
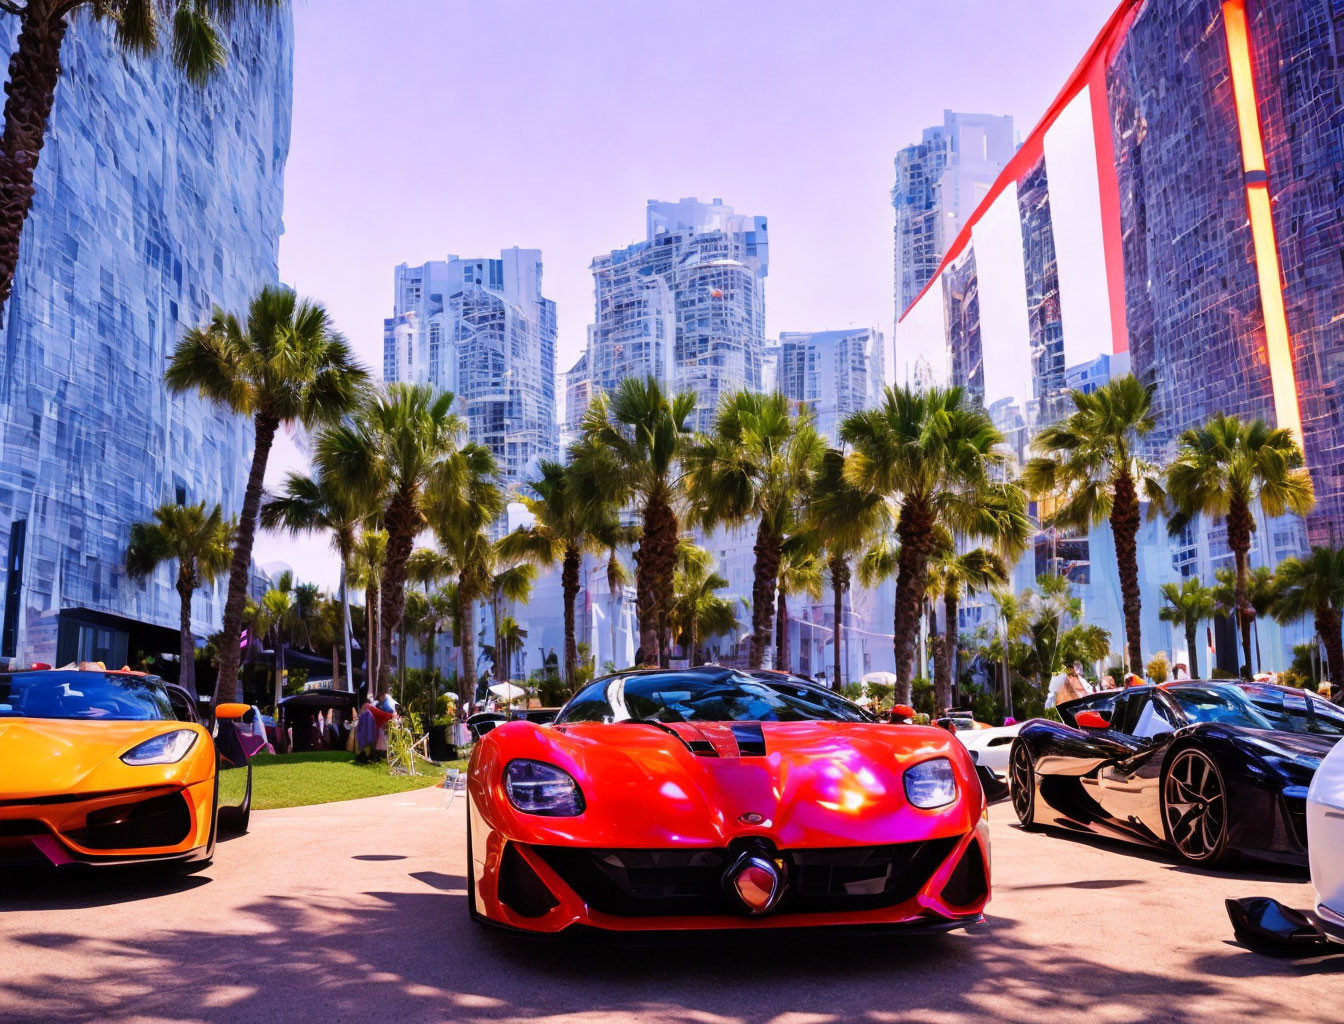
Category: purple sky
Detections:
[{"x1": 259, "y1": 0, "x2": 1117, "y2": 584}]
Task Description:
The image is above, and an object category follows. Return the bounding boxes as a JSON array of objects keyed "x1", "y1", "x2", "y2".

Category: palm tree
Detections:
[
  {"x1": 927, "y1": 543, "x2": 1008, "y2": 712},
  {"x1": 1157, "y1": 578, "x2": 1216, "y2": 679},
  {"x1": 253, "y1": 583, "x2": 294, "y2": 707},
  {"x1": 261, "y1": 466, "x2": 372, "y2": 692},
  {"x1": 1270, "y1": 546, "x2": 1344, "y2": 687},
  {"x1": 0, "y1": 2, "x2": 288, "y2": 323},
  {"x1": 492, "y1": 615, "x2": 528, "y2": 682},
  {"x1": 426, "y1": 443, "x2": 505, "y2": 707},
  {"x1": 165, "y1": 285, "x2": 366, "y2": 705},
  {"x1": 125, "y1": 501, "x2": 233, "y2": 699},
  {"x1": 775, "y1": 545, "x2": 823, "y2": 674},
  {"x1": 842, "y1": 385, "x2": 1028, "y2": 700},
  {"x1": 684, "y1": 391, "x2": 824, "y2": 668},
  {"x1": 497, "y1": 460, "x2": 626, "y2": 684},
  {"x1": 348, "y1": 529, "x2": 388, "y2": 688},
  {"x1": 1211, "y1": 565, "x2": 1275, "y2": 672},
  {"x1": 316, "y1": 384, "x2": 465, "y2": 691},
  {"x1": 669, "y1": 542, "x2": 739, "y2": 665},
  {"x1": 807, "y1": 447, "x2": 890, "y2": 689},
  {"x1": 574, "y1": 377, "x2": 695, "y2": 666},
  {"x1": 1166, "y1": 414, "x2": 1315, "y2": 677},
  {"x1": 1021, "y1": 375, "x2": 1165, "y2": 675},
  {"x1": 486, "y1": 557, "x2": 537, "y2": 683}
]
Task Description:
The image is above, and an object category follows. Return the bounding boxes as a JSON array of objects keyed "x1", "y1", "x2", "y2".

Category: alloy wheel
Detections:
[
  {"x1": 1009, "y1": 741, "x2": 1035, "y2": 826},
  {"x1": 1162, "y1": 748, "x2": 1227, "y2": 864}
]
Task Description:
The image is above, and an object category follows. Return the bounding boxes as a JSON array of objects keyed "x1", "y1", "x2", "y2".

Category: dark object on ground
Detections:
[{"x1": 1225, "y1": 897, "x2": 1334, "y2": 953}]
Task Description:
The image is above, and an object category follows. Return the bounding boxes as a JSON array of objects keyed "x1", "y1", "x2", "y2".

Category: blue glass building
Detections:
[{"x1": 0, "y1": 12, "x2": 293, "y2": 666}]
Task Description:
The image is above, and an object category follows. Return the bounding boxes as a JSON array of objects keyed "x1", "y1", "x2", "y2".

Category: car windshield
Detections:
[
  {"x1": 0, "y1": 671, "x2": 173, "y2": 721},
  {"x1": 555, "y1": 671, "x2": 871, "y2": 724},
  {"x1": 1168, "y1": 685, "x2": 1280, "y2": 732},
  {"x1": 1237, "y1": 684, "x2": 1344, "y2": 737}
]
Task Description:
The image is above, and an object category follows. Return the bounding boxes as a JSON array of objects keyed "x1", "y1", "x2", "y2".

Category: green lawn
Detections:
[{"x1": 231, "y1": 751, "x2": 468, "y2": 811}]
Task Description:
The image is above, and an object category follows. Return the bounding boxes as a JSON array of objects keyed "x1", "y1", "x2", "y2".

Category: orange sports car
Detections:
[{"x1": 0, "y1": 667, "x2": 253, "y2": 869}]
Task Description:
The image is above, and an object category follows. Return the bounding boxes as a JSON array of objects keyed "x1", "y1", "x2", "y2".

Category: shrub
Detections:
[
  {"x1": 1145, "y1": 652, "x2": 1170, "y2": 684},
  {"x1": 911, "y1": 677, "x2": 935, "y2": 716}
]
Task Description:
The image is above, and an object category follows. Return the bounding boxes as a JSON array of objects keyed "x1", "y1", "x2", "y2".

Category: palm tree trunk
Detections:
[
  {"x1": 750, "y1": 520, "x2": 781, "y2": 669},
  {"x1": 364, "y1": 584, "x2": 378, "y2": 692},
  {"x1": 1317, "y1": 604, "x2": 1343, "y2": 690},
  {"x1": 1110, "y1": 465, "x2": 1143, "y2": 675},
  {"x1": 830, "y1": 554, "x2": 848, "y2": 689},
  {"x1": 339, "y1": 559, "x2": 354, "y2": 693},
  {"x1": 946, "y1": 591, "x2": 960, "y2": 708},
  {"x1": 491, "y1": 593, "x2": 504, "y2": 683},
  {"x1": 892, "y1": 498, "x2": 936, "y2": 703},
  {"x1": 379, "y1": 491, "x2": 418, "y2": 692},
  {"x1": 636, "y1": 495, "x2": 678, "y2": 666},
  {"x1": 0, "y1": 4, "x2": 67, "y2": 324},
  {"x1": 214, "y1": 414, "x2": 279, "y2": 707},
  {"x1": 933, "y1": 589, "x2": 956, "y2": 713},
  {"x1": 687, "y1": 607, "x2": 698, "y2": 667},
  {"x1": 561, "y1": 544, "x2": 581, "y2": 683},
  {"x1": 176, "y1": 576, "x2": 197, "y2": 700},
  {"x1": 1227, "y1": 497, "x2": 1256, "y2": 678},
  {"x1": 775, "y1": 584, "x2": 788, "y2": 672},
  {"x1": 1185, "y1": 621, "x2": 1200, "y2": 679},
  {"x1": 458, "y1": 589, "x2": 476, "y2": 707}
]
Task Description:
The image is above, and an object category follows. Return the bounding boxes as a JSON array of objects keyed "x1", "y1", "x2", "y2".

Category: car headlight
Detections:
[
  {"x1": 904, "y1": 757, "x2": 957, "y2": 809},
  {"x1": 1265, "y1": 752, "x2": 1323, "y2": 776},
  {"x1": 504, "y1": 759, "x2": 585, "y2": 816},
  {"x1": 121, "y1": 729, "x2": 198, "y2": 766}
]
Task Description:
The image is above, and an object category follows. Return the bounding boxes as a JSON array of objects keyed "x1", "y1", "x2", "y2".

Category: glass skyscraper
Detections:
[
  {"x1": 0, "y1": 12, "x2": 293, "y2": 667},
  {"x1": 575, "y1": 198, "x2": 769, "y2": 433},
  {"x1": 771, "y1": 328, "x2": 885, "y2": 444},
  {"x1": 891, "y1": 111, "x2": 1015, "y2": 387},
  {"x1": 895, "y1": 0, "x2": 1338, "y2": 671},
  {"x1": 382, "y1": 249, "x2": 558, "y2": 486}
]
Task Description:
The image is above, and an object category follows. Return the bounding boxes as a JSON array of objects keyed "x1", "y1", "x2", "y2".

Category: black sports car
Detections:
[{"x1": 1009, "y1": 681, "x2": 1344, "y2": 866}]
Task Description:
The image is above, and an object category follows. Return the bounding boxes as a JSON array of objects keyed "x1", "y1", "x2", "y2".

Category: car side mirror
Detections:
[
  {"x1": 215, "y1": 702, "x2": 252, "y2": 722},
  {"x1": 1075, "y1": 710, "x2": 1111, "y2": 730}
]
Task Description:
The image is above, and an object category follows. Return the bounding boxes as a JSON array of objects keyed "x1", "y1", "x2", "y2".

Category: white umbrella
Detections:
[
  {"x1": 489, "y1": 682, "x2": 527, "y2": 703},
  {"x1": 860, "y1": 671, "x2": 898, "y2": 687}
]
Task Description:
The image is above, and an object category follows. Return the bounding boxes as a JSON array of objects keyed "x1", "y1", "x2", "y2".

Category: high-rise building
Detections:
[
  {"x1": 774, "y1": 328, "x2": 885, "y2": 443},
  {"x1": 0, "y1": 13, "x2": 293, "y2": 667},
  {"x1": 382, "y1": 249, "x2": 558, "y2": 485},
  {"x1": 891, "y1": 111, "x2": 1015, "y2": 386},
  {"x1": 577, "y1": 198, "x2": 769, "y2": 432},
  {"x1": 896, "y1": 0, "x2": 1337, "y2": 671}
]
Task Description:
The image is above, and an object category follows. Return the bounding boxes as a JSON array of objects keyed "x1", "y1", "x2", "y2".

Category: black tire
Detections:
[
  {"x1": 217, "y1": 764, "x2": 252, "y2": 835},
  {"x1": 1161, "y1": 746, "x2": 1230, "y2": 866},
  {"x1": 1009, "y1": 740, "x2": 1039, "y2": 830},
  {"x1": 466, "y1": 804, "x2": 485, "y2": 924}
]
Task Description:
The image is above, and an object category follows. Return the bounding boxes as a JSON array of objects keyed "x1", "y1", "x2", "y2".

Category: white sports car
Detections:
[
  {"x1": 953, "y1": 722, "x2": 1021, "y2": 778},
  {"x1": 1308, "y1": 736, "x2": 1344, "y2": 943}
]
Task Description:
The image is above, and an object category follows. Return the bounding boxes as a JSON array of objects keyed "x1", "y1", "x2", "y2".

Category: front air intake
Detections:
[
  {"x1": 498, "y1": 843, "x2": 560, "y2": 918},
  {"x1": 939, "y1": 839, "x2": 988, "y2": 908}
]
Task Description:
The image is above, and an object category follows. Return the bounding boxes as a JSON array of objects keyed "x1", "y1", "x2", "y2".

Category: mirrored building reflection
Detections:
[{"x1": 0, "y1": 12, "x2": 293, "y2": 667}]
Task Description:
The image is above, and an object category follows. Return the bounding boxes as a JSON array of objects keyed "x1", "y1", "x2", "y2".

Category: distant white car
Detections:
[
  {"x1": 1308, "y1": 736, "x2": 1344, "y2": 943},
  {"x1": 953, "y1": 722, "x2": 1021, "y2": 778}
]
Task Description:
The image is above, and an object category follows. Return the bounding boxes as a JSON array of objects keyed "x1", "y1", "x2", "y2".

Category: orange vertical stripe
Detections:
[{"x1": 1222, "y1": 0, "x2": 1302, "y2": 440}]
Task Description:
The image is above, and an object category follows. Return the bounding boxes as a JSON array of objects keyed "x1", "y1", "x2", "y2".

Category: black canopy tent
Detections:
[{"x1": 274, "y1": 687, "x2": 362, "y2": 754}]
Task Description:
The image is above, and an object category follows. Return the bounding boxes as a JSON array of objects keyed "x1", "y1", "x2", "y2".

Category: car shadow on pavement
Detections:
[
  {"x1": 1014, "y1": 823, "x2": 1308, "y2": 883},
  {"x1": 0, "y1": 865, "x2": 210, "y2": 912},
  {"x1": 0, "y1": 884, "x2": 1322, "y2": 1024}
]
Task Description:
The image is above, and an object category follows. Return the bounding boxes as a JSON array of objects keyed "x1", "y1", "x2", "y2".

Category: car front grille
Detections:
[
  {"x1": 66, "y1": 792, "x2": 192, "y2": 851},
  {"x1": 531, "y1": 837, "x2": 961, "y2": 917}
]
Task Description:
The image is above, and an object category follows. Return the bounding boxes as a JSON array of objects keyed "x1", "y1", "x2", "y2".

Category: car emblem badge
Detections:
[
  {"x1": 724, "y1": 851, "x2": 784, "y2": 915},
  {"x1": 738, "y1": 811, "x2": 764, "y2": 824}
]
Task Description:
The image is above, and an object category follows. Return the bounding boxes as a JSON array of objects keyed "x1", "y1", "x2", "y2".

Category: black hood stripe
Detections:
[{"x1": 730, "y1": 722, "x2": 767, "y2": 757}]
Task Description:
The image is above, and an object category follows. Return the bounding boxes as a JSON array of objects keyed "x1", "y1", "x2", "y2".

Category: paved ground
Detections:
[{"x1": 2, "y1": 787, "x2": 1340, "y2": 1024}]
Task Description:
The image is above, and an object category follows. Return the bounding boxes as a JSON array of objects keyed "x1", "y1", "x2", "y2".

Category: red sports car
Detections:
[{"x1": 466, "y1": 666, "x2": 990, "y2": 935}]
